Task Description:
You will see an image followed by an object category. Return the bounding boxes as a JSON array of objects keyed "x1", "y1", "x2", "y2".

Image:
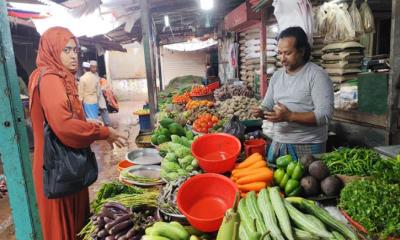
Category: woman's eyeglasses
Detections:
[{"x1": 63, "y1": 46, "x2": 80, "y2": 54}]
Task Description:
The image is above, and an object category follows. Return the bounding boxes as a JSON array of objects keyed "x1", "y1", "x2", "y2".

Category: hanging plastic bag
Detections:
[
  {"x1": 324, "y1": 3, "x2": 356, "y2": 43},
  {"x1": 223, "y1": 116, "x2": 246, "y2": 142},
  {"x1": 314, "y1": 4, "x2": 328, "y2": 36},
  {"x1": 349, "y1": 0, "x2": 364, "y2": 35},
  {"x1": 360, "y1": 0, "x2": 375, "y2": 33}
]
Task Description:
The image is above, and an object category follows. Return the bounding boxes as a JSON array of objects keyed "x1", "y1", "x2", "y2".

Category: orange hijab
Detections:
[{"x1": 29, "y1": 27, "x2": 81, "y2": 115}]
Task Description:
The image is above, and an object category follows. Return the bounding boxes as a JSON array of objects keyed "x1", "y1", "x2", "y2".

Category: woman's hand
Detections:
[{"x1": 106, "y1": 127, "x2": 127, "y2": 148}]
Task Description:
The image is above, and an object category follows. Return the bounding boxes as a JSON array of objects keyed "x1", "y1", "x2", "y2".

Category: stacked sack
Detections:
[
  {"x1": 311, "y1": 35, "x2": 324, "y2": 66},
  {"x1": 239, "y1": 28, "x2": 261, "y2": 88},
  {"x1": 322, "y1": 41, "x2": 364, "y2": 83},
  {"x1": 266, "y1": 25, "x2": 279, "y2": 75}
]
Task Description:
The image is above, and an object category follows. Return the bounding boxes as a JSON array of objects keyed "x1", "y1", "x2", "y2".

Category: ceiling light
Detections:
[
  {"x1": 200, "y1": 0, "x2": 213, "y2": 10},
  {"x1": 164, "y1": 15, "x2": 170, "y2": 27}
]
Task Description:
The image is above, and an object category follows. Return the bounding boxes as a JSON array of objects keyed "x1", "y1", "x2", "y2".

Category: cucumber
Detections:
[
  {"x1": 142, "y1": 236, "x2": 170, "y2": 240},
  {"x1": 257, "y1": 189, "x2": 285, "y2": 240},
  {"x1": 152, "y1": 222, "x2": 188, "y2": 240},
  {"x1": 246, "y1": 191, "x2": 267, "y2": 234}
]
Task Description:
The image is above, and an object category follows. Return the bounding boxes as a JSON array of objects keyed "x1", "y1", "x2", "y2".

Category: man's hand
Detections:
[
  {"x1": 265, "y1": 102, "x2": 291, "y2": 123},
  {"x1": 106, "y1": 127, "x2": 127, "y2": 148},
  {"x1": 251, "y1": 106, "x2": 264, "y2": 118}
]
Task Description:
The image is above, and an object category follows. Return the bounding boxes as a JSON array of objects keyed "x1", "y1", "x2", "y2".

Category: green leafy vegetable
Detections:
[{"x1": 339, "y1": 179, "x2": 400, "y2": 239}]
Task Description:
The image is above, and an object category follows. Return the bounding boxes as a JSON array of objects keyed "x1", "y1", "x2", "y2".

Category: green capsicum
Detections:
[
  {"x1": 285, "y1": 179, "x2": 300, "y2": 196},
  {"x1": 286, "y1": 162, "x2": 296, "y2": 177},
  {"x1": 276, "y1": 155, "x2": 293, "y2": 169},
  {"x1": 279, "y1": 173, "x2": 290, "y2": 189},
  {"x1": 291, "y1": 163, "x2": 304, "y2": 180},
  {"x1": 273, "y1": 168, "x2": 285, "y2": 185}
]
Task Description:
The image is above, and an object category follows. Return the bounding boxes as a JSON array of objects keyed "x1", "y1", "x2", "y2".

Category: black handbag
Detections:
[{"x1": 38, "y1": 74, "x2": 98, "y2": 199}]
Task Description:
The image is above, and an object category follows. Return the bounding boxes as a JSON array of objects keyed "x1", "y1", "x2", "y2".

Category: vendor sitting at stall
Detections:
[{"x1": 252, "y1": 26, "x2": 334, "y2": 162}]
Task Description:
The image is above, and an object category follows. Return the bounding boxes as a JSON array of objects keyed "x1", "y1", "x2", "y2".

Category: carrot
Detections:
[
  {"x1": 236, "y1": 153, "x2": 263, "y2": 169},
  {"x1": 236, "y1": 169, "x2": 273, "y2": 185},
  {"x1": 233, "y1": 167, "x2": 269, "y2": 178},
  {"x1": 238, "y1": 182, "x2": 267, "y2": 192},
  {"x1": 232, "y1": 161, "x2": 267, "y2": 175}
]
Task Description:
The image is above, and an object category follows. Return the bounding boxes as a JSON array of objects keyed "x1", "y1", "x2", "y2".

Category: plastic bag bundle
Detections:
[
  {"x1": 349, "y1": 0, "x2": 364, "y2": 35},
  {"x1": 223, "y1": 116, "x2": 246, "y2": 142},
  {"x1": 360, "y1": 0, "x2": 375, "y2": 33},
  {"x1": 325, "y1": 3, "x2": 356, "y2": 43},
  {"x1": 313, "y1": 4, "x2": 329, "y2": 35}
]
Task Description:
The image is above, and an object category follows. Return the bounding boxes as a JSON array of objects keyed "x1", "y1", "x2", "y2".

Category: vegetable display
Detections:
[
  {"x1": 186, "y1": 106, "x2": 219, "y2": 125},
  {"x1": 231, "y1": 153, "x2": 273, "y2": 196},
  {"x1": 91, "y1": 182, "x2": 145, "y2": 213},
  {"x1": 192, "y1": 113, "x2": 220, "y2": 133},
  {"x1": 172, "y1": 92, "x2": 191, "y2": 104},
  {"x1": 273, "y1": 155, "x2": 304, "y2": 196},
  {"x1": 79, "y1": 203, "x2": 157, "y2": 240},
  {"x1": 215, "y1": 96, "x2": 259, "y2": 121},
  {"x1": 185, "y1": 100, "x2": 213, "y2": 110},
  {"x1": 159, "y1": 141, "x2": 200, "y2": 181},
  {"x1": 339, "y1": 179, "x2": 400, "y2": 239},
  {"x1": 190, "y1": 85, "x2": 212, "y2": 96},
  {"x1": 151, "y1": 118, "x2": 193, "y2": 146},
  {"x1": 120, "y1": 168, "x2": 161, "y2": 185},
  {"x1": 321, "y1": 147, "x2": 382, "y2": 176},
  {"x1": 237, "y1": 187, "x2": 357, "y2": 240},
  {"x1": 158, "y1": 175, "x2": 193, "y2": 215},
  {"x1": 214, "y1": 84, "x2": 254, "y2": 101}
]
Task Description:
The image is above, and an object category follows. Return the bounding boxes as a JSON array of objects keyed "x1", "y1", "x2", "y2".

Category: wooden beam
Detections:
[
  {"x1": 333, "y1": 110, "x2": 387, "y2": 128},
  {"x1": 389, "y1": 0, "x2": 400, "y2": 144}
]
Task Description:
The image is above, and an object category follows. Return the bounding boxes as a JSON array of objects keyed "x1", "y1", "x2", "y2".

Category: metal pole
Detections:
[
  {"x1": 140, "y1": 0, "x2": 157, "y2": 128},
  {"x1": 0, "y1": 1, "x2": 43, "y2": 239},
  {"x1": 156, "y1": 39, "x2": 163, "y2": 91}
]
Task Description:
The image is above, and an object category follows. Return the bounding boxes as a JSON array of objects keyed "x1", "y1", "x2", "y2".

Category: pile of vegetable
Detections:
[
  {"x1": 237, "y1": 187, "x2": 358, "y2": 240},
  {"x1": 185, "y1": 100, "x2": 213, "y2": 110},
  {"x1": 143, "y1": 221, "x2": 210, "y2": 240},
  {"x1": 119, "y1": 168, "x2": 162, "y2": 185},
  {"x1": 214, "y1": 84, "x2": 254, "y2": 101},
  {"x1": 172, "y1": 92, "x2": 191, "y2": 104},
  {"x1": 158, "y1": 176, "x2": 192, "y2": 215},
  {"x1": 192, "y1": 113, "x2": 220, "y2": 134},
  {"x1": 79, "y1": 203, "x2": 157, "y2": 240},
  {"x1": 186, "y1": 106, "x2": 219, "y2": 125},
  {"x1": 299, "y1": 155, "x2": 344, "y2": 198},
  {"x1": 273, "y1": 155, "x2": 304, "y2": 197},
  {"x1": 215, "y1": 96, "x2": 259, "y2": 121},
  {"x1": 91, "y1": 182, "x2": 147, "y2": 213},
  {"x1": 190, "y1": 85, "x2": 212, "y2": 96},
  {"x1": 340, "y1": 179, "x2": 400, "y2": 239},
  {"x1": 159, "y1": 141, "x2": 200, "y2": 181},
  {"x1": 321, "y1": 147, "x2": 382, "y2": 176},
  {"x1": 151, "y1": 118, "x2": 194, "y2": 146},
  {"x1": 230, "y1": 153, "x2": 273, "y2": 196}
]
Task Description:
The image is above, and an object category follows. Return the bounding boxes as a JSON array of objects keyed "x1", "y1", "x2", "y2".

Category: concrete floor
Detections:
[{"x1": 0, "y1": 99, "x2": 146, "y2": 240}]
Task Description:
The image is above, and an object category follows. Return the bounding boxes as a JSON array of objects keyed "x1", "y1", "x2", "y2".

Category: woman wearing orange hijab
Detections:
[{"x1": 29, "y1": 27, "x2": 126, "y2": 239}]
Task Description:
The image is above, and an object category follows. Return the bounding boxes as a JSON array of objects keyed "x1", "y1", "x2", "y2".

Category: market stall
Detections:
[{"x1": 78, "y1": 75, "x2": 400, "y2": 240}]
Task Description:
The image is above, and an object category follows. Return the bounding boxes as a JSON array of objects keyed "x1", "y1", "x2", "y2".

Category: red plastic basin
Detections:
[
  {"x1": 191, "y1": 133, "x2": 241, "y2": 173},
  {"x1": 177, "y1": 173, "x2": 238, "y2": 232}
]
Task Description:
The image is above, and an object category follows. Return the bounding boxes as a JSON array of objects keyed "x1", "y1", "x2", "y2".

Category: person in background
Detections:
[
  {"x1": 79, "y1": 60, "x2": 100, "y2": 121},
  {"x1": 98, "y1": 75, "x2": 111, "y2": 126},
  {"x1": 252, "y1": 26, "x2": 334, "y2": 162},
  {"x1": 203, "y1": 62, "x2": 215, "y2": 85},
  {"x1": 28, "y1": 27, "x2": 126, "y2": 239}
]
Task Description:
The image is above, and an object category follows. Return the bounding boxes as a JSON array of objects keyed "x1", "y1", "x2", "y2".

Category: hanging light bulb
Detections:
[
  {"x1": 200, "y1": 0, "x2": 214, "y2": 10},
  {"x1": 164, "y1": 15, "x2": 170, "y2": 27}
]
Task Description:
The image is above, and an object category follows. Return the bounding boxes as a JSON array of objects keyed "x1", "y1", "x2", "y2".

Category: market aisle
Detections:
[{"x1": 89, "y1": 99, "x2": 146, "y2": 200}]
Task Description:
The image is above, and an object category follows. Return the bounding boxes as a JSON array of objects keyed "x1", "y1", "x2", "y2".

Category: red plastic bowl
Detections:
[
  {"x1": 191, "y1": 133, "x2": 241, "y2": 173},
  {"x1": 177, "y1": 173, "x2": 239, "y2": 232}
]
